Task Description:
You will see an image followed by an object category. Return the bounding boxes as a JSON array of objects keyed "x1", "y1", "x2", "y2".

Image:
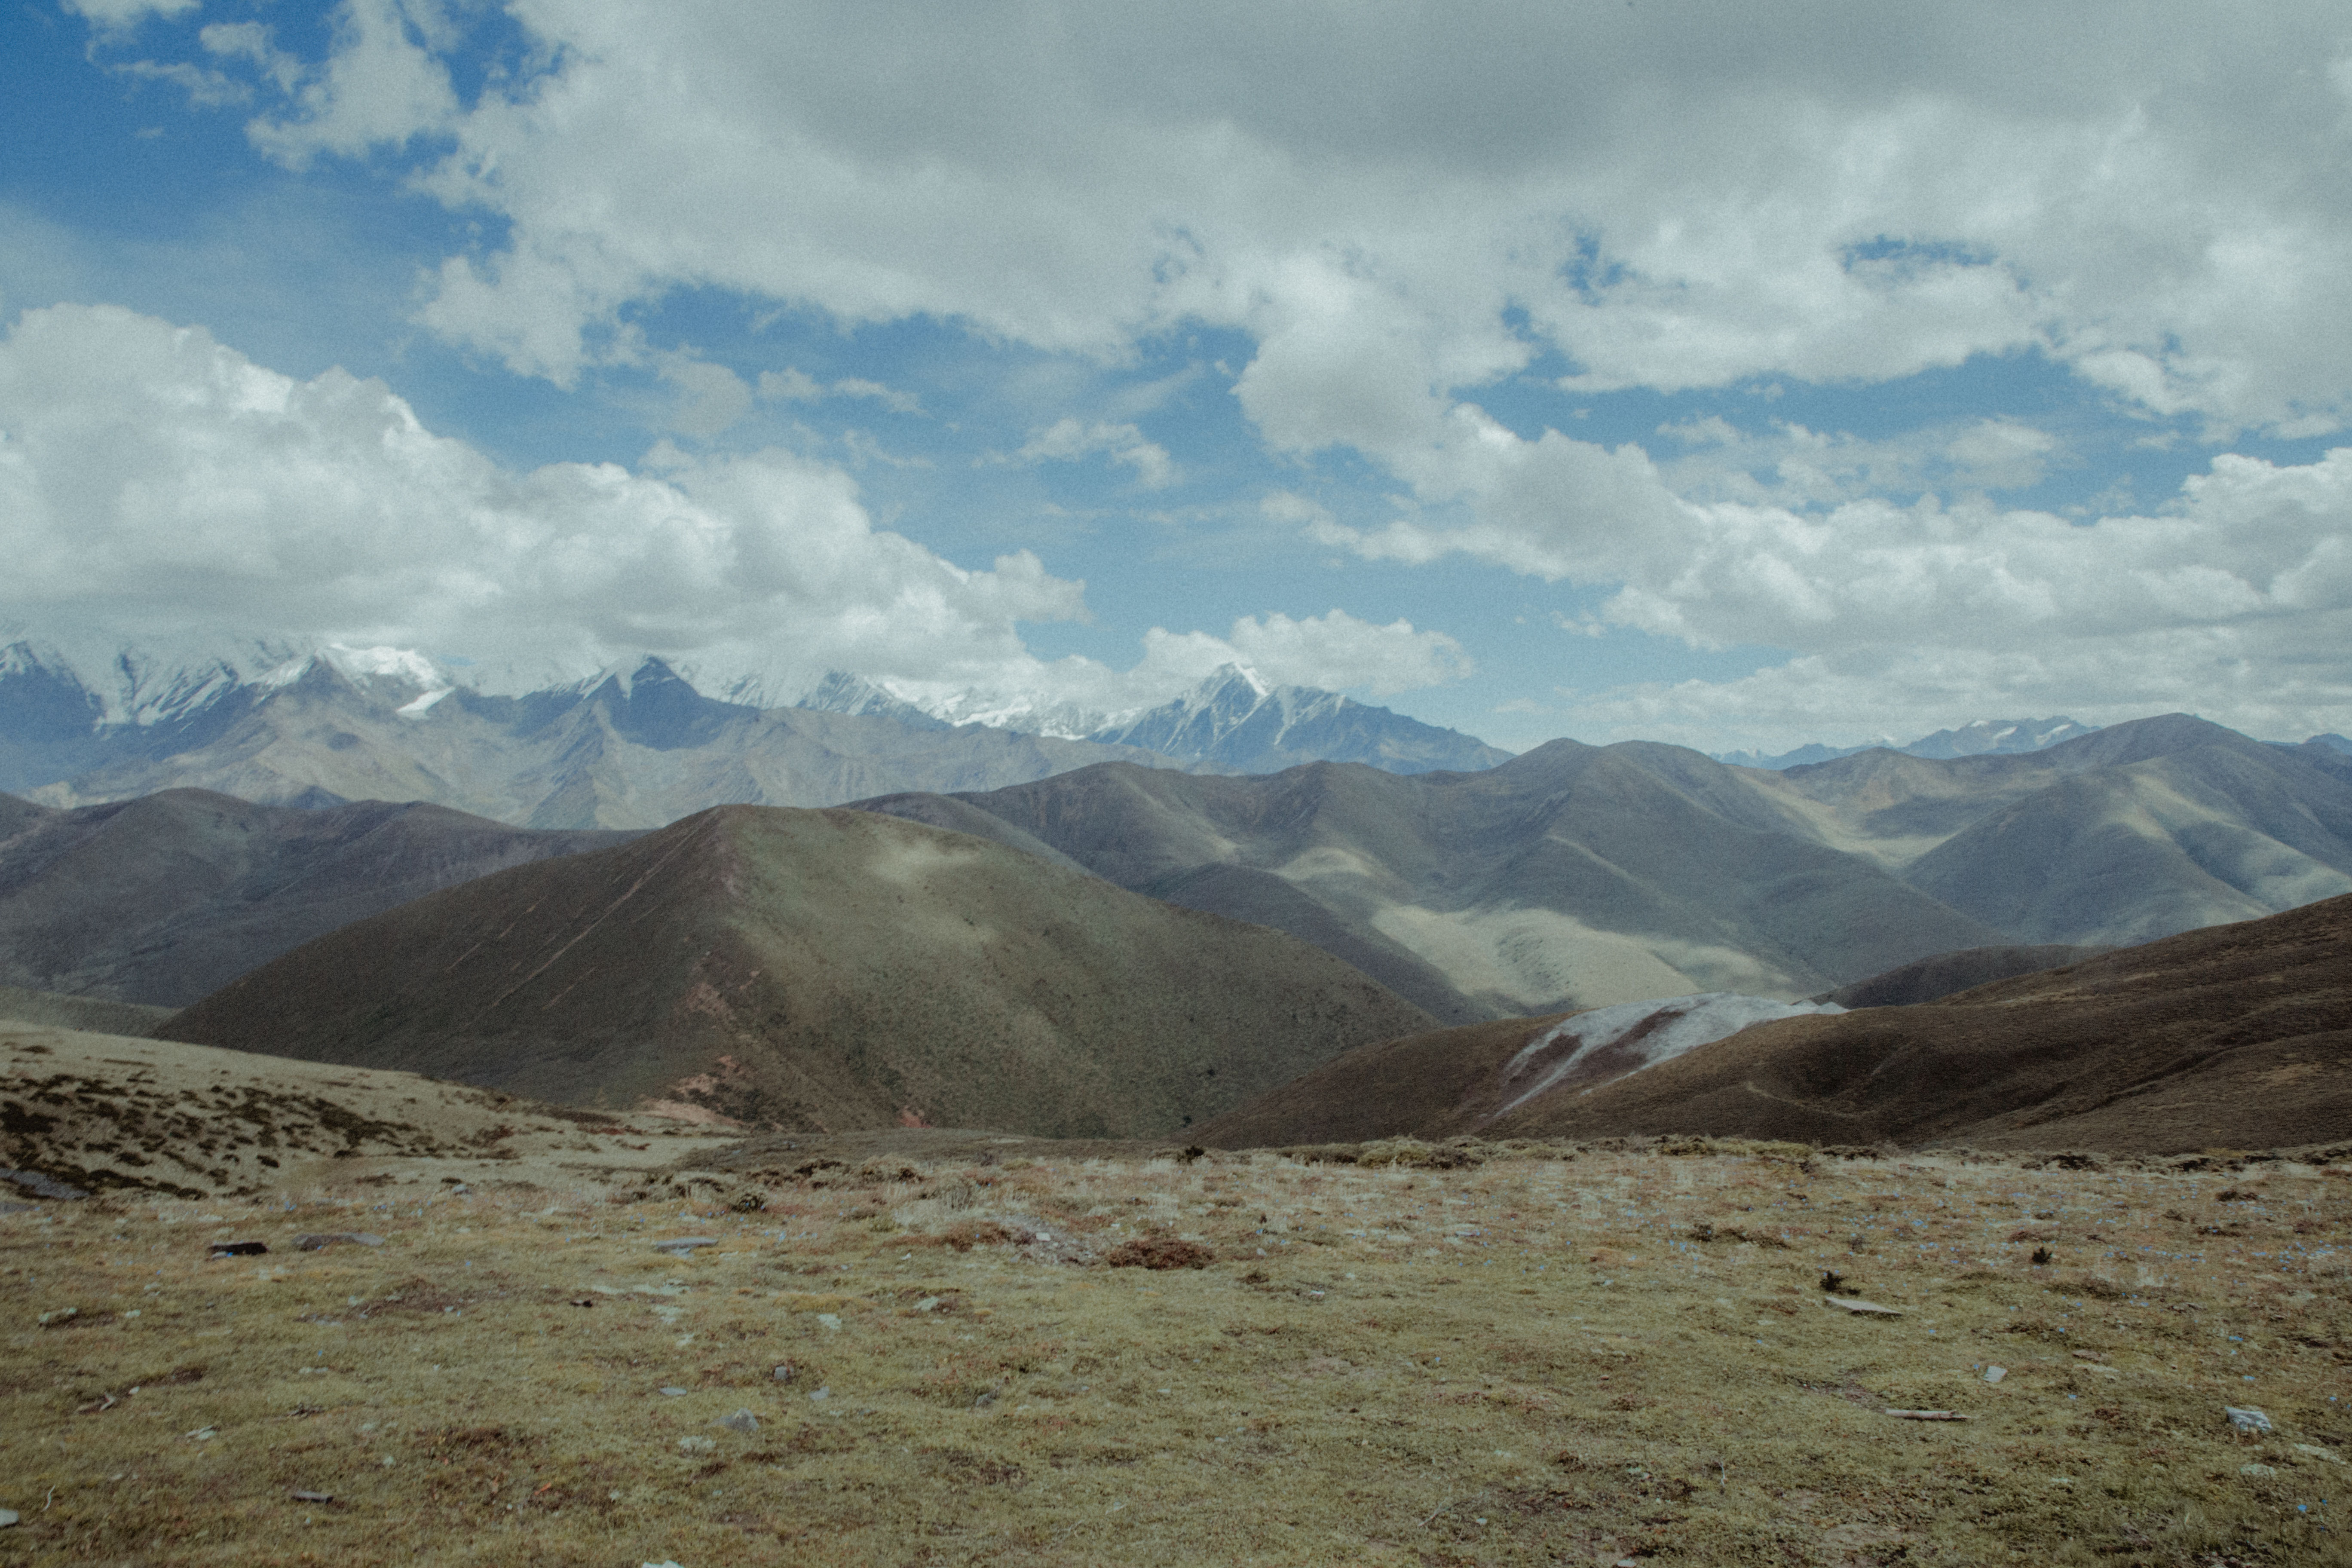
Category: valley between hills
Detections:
[{"x1": 2, "y1": 679, "x2": 2349, "y2": 1566}]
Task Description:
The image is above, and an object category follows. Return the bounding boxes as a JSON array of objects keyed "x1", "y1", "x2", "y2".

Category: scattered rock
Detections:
[
  {"x1": 294, "y1": 1233, "x2": 383, "y2": 1251},
  {"x1": 187, "y1": 1427, "x2": 217, "y2": 1440},
  {"x1": 2241, "y1": 1463, "x2": 2278, "y2": 1478},
  {"x1": 2295, "y1": 1443, "x2": 2343, "y2": 1464},
  {"x1": 208, "y1": 1241, "x2": 268, "y2": 1258},
  {"x1": 36, "y1": 1307, "x2": 77, "y2": 1328},
  {"x1": 658, "y1": 1386, "x2": 689, "y2": 1397},
  {"x1": 2226, "y1": 1406, "x2": 2274, "y2": 1434},
  {"x1": 1983, "y1": 1366, "x2": 2006, "y2": 1384},
  {"x1": 816, "y1": 1313, "x2": 842, "y2": 1332},
  {"x1": 568, "y1": 1297, "x2": 596, "y2": 1308},
  {"x1": 290, "y1": 1490, "x2": 334, "y2": 1503},
  {"x1": 0, "y1": 1509, "x2": 15, "y2": 1528},
  {"x1": 717, "y1": 1409, "x2": 758, "y2": 1434},
  {"x1": 652, "y1": 1237, "x2": 716, "y2": 1255},
  {"x1": 677, "y1": 1436, "x2": 716, "y2": 1454},
  {"x1": 771, "y1": 1363, "x2": 794, "y2": 1383},
  {"x1": 0, "y1": 1169, "x2": 88, "y2": 1201},
  {"x1": 1822, "y1": 1294, "x2": 1902, "y2": 1317},
  {"x1": 1104, "y1": 1237, "x2": 1215, "y2": 1270},
  {"x1": 810, "y1": 1386, "x2": 830, "y2": 1403}
]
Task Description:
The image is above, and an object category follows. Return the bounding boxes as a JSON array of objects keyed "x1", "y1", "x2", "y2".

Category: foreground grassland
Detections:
[{"x1": 3, "y1": 1140, "x2": 2348, "y2": 1566}]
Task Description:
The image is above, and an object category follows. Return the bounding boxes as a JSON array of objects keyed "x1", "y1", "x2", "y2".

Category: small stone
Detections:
[
  {"x1": 295, "y1": 1233, "x2": 384, "y2": 1252},
  {"x1": 1983, "y1": 1366, "x2": 2007, "y2": 1384},
  {"x1": 1822, "y1": 1294, "x2": 1902, "y2": 1316},
  {"x1": 652, "y1": 1237, "x2": 716, "y2": 1255},
  {"x1": 771, "y1": 1363, "x2": 794, "y2": 1383},
  {"x1": 810, "y1": 1386, "x2": 831, "y2": 1402},
  {"x1": 290, "y1": 1490, "x2": 334, "y2": 1503},
  {"x1": 914, "y1": 1297, "x2": 940, "y2": 1312},
  {"x1": 2240, "y1": 1462, "x2": 2278, "y2": 1478},
  {"x1": 0, "y1": 1509, "x2": 17, "y2": 1528},
  {"x1": 36, "y1": 1307, "x2": 77, "y2": 1327},
  {"x1": 208, "y1": 1241, "x2": 268, "y2": 1258},
  {"x1": 658, "y1": 1386, "x2": 689, "y2": 1397},
  {"x1": 677, "y1": 1436, "x2": 717, "y2": 1454},
  {"x1": 816, "y1": 1313, "x2": 842, "y2": 1332},
  {"x1": 717, "y1": 1409, "x2": 758, "y2": 1434},
  {"x1": 2226, "y1": 1406, "x2": 2274, "y2": 1434},
  {"x1": 187, "y1": 1427, "x2": 217, "y2": 1440}
]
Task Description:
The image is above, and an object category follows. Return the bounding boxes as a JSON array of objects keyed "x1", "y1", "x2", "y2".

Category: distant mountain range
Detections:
[
  {"x1": 798, "y1": 662, "x2": 1510, "y2": 775},
  {"x1": 853, "y1": 712, "x2": 2352, "y2": 1022},
  {"x1": 0, "y1": 788, "x2": 629, "y2": 1005},
  {"x1": 0, "y1": 642, "x2": 1507, "y2": 825},
  {"x1": 1712, "y1": 716, "x2": 2102, "y2": 769}
]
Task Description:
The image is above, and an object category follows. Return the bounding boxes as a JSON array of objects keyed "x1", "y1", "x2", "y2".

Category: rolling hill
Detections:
[
  {"x1": 1199, "y1": 893, "x2": 2352, "y2": 1155},
  {"x1": 0, "y1": 788, "x2": 631, "y2": 1005},
  {"x1": 159, "y1": 805, "x2": 1434, "y2": 1138},
  {"x1": 853, "y1": 713, "x2": 2352, "y2": 1021}
]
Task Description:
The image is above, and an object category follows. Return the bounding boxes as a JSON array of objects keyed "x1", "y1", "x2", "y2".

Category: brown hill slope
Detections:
[
  {"x1": 161, "y1": 805, "x2": 1433, "y2": 1138},
  {"x1": 0, "y1": 788, "x2": 632, "y2": 1005},
  {"x1": 1204, "y1": 894, "x2": 2351, "y2": 1155},
  {"x1": 1816, "y1": 943, "x2": 2110, "y2": 1008}
]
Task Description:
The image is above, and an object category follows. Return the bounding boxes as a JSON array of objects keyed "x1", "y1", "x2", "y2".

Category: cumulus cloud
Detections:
[
  {"x1": 0, "y1": 304, "x2": 1084, "y2": 691},
  {"x1": 155, "y1": 0, "x2": 2352, "y2": 440},
  {"x1": 1136, "y1": 610, "x2": 1473, "y2": 698},
  {"x1": 1011, "y1": 418, "x2": 1176, "y2": 489},
  {"x1": 61, "y1": 0, "x2": 197, "y2": 31}
]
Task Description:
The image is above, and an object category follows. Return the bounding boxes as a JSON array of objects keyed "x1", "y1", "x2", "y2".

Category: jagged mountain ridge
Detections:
[
  {"x1": 797, "y1": 663, "x2": 1512, "y2": 775},
  {"x1": 1, "y1": 644, "x2": 1512, "y2": 824},
  {"x1": 1712, "y1": 716, "x2": 2101, "y2": 770},
  {"x1": 0, "y1": 643, "x2": 1189, "y2": 829}
]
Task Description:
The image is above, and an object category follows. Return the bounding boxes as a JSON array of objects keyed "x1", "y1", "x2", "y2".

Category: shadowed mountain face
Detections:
[
  {"x1": 159, "y1": 805, "x2": 1434, "y2": 1139},
  {"x1": 7, "y1": 652, "x2": 1185, "y2": 829},
  {"x1": 1202, "y1": 894, "x2": 2352, "y2": 1156},
  {"x1": 851, "y1": 714, "x2": 2352, "y2": 1025},
  {"x1": 0, "y1": 789, "x2": 633, "y2": 1006}
]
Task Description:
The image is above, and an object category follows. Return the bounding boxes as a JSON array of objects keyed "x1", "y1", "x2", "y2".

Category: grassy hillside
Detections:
[{"x1": 161, "y1": 805, "x2": 1433, "y2": 1138}]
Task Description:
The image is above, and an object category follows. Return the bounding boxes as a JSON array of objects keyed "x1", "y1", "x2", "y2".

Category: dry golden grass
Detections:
[{"x1": 4, "y1": 1136, "x2": 2350, "y2": 1566}]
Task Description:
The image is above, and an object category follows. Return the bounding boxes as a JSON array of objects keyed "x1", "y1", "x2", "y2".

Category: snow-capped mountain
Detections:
[
  {"x1": 1714, "y1": 717, "x2": 2100, "y2": 771},
  {"x1": 794, "y1": 664, "x2": 1513, "y2": 775}
]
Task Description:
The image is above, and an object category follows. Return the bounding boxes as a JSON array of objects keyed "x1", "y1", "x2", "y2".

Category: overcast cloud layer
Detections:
[{"x1": 9, "y1": 0, "x2": 2352, "y2": 747}]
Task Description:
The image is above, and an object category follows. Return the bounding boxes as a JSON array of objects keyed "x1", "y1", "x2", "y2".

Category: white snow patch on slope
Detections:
[{"x1": 1496, "y1": 992, "x2": 1846, "y2": 1115}]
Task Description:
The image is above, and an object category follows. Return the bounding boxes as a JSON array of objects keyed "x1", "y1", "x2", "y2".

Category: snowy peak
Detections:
[
  {"x1": 1903, "y1": 717, "x2": 2098, "y2": 760},
  {"x1": 1715, "y1": 716, "x2": 2099, "y2": 771},
  {"x1": 1087, "y1": 665, "x2": 1509, "y2": 776}
]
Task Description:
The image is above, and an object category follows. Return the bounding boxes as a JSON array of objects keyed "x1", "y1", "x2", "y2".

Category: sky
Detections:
[{"x1": 2, "y1": 0, "x2": 2349, "y2": 753}]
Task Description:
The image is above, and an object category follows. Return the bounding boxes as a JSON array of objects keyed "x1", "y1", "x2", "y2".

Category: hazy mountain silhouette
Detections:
[
  {"x1": 160, "y1": 805, "x2": 1434, "y2": 1138},
  {"x1": 0, "y1": 788, "x2": 631, "y2": 1005}
]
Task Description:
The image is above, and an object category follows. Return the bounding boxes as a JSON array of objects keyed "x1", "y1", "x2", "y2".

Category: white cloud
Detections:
[
  {"x1": 1011, "y1": 418, "x2": 1176, "y2": 489},
  {"x1": 1138, "y1": 610, "x2": 1473, "y2": 698},
  {"x1": 246, "y1": 0, "x2": 456, "y2": 172},
  {"x1": 159, "y1": 1, "x2": 2352, "y2": 441},
  {"x1": 62, "y1": 0, "x2": 197, "y2": 31},
  {"x1": 757, "y1": 368, "x2": 922, "y2": 415},
  {"x1": 0, "y1": 304, "x2": 1084, "y2": 692}
]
